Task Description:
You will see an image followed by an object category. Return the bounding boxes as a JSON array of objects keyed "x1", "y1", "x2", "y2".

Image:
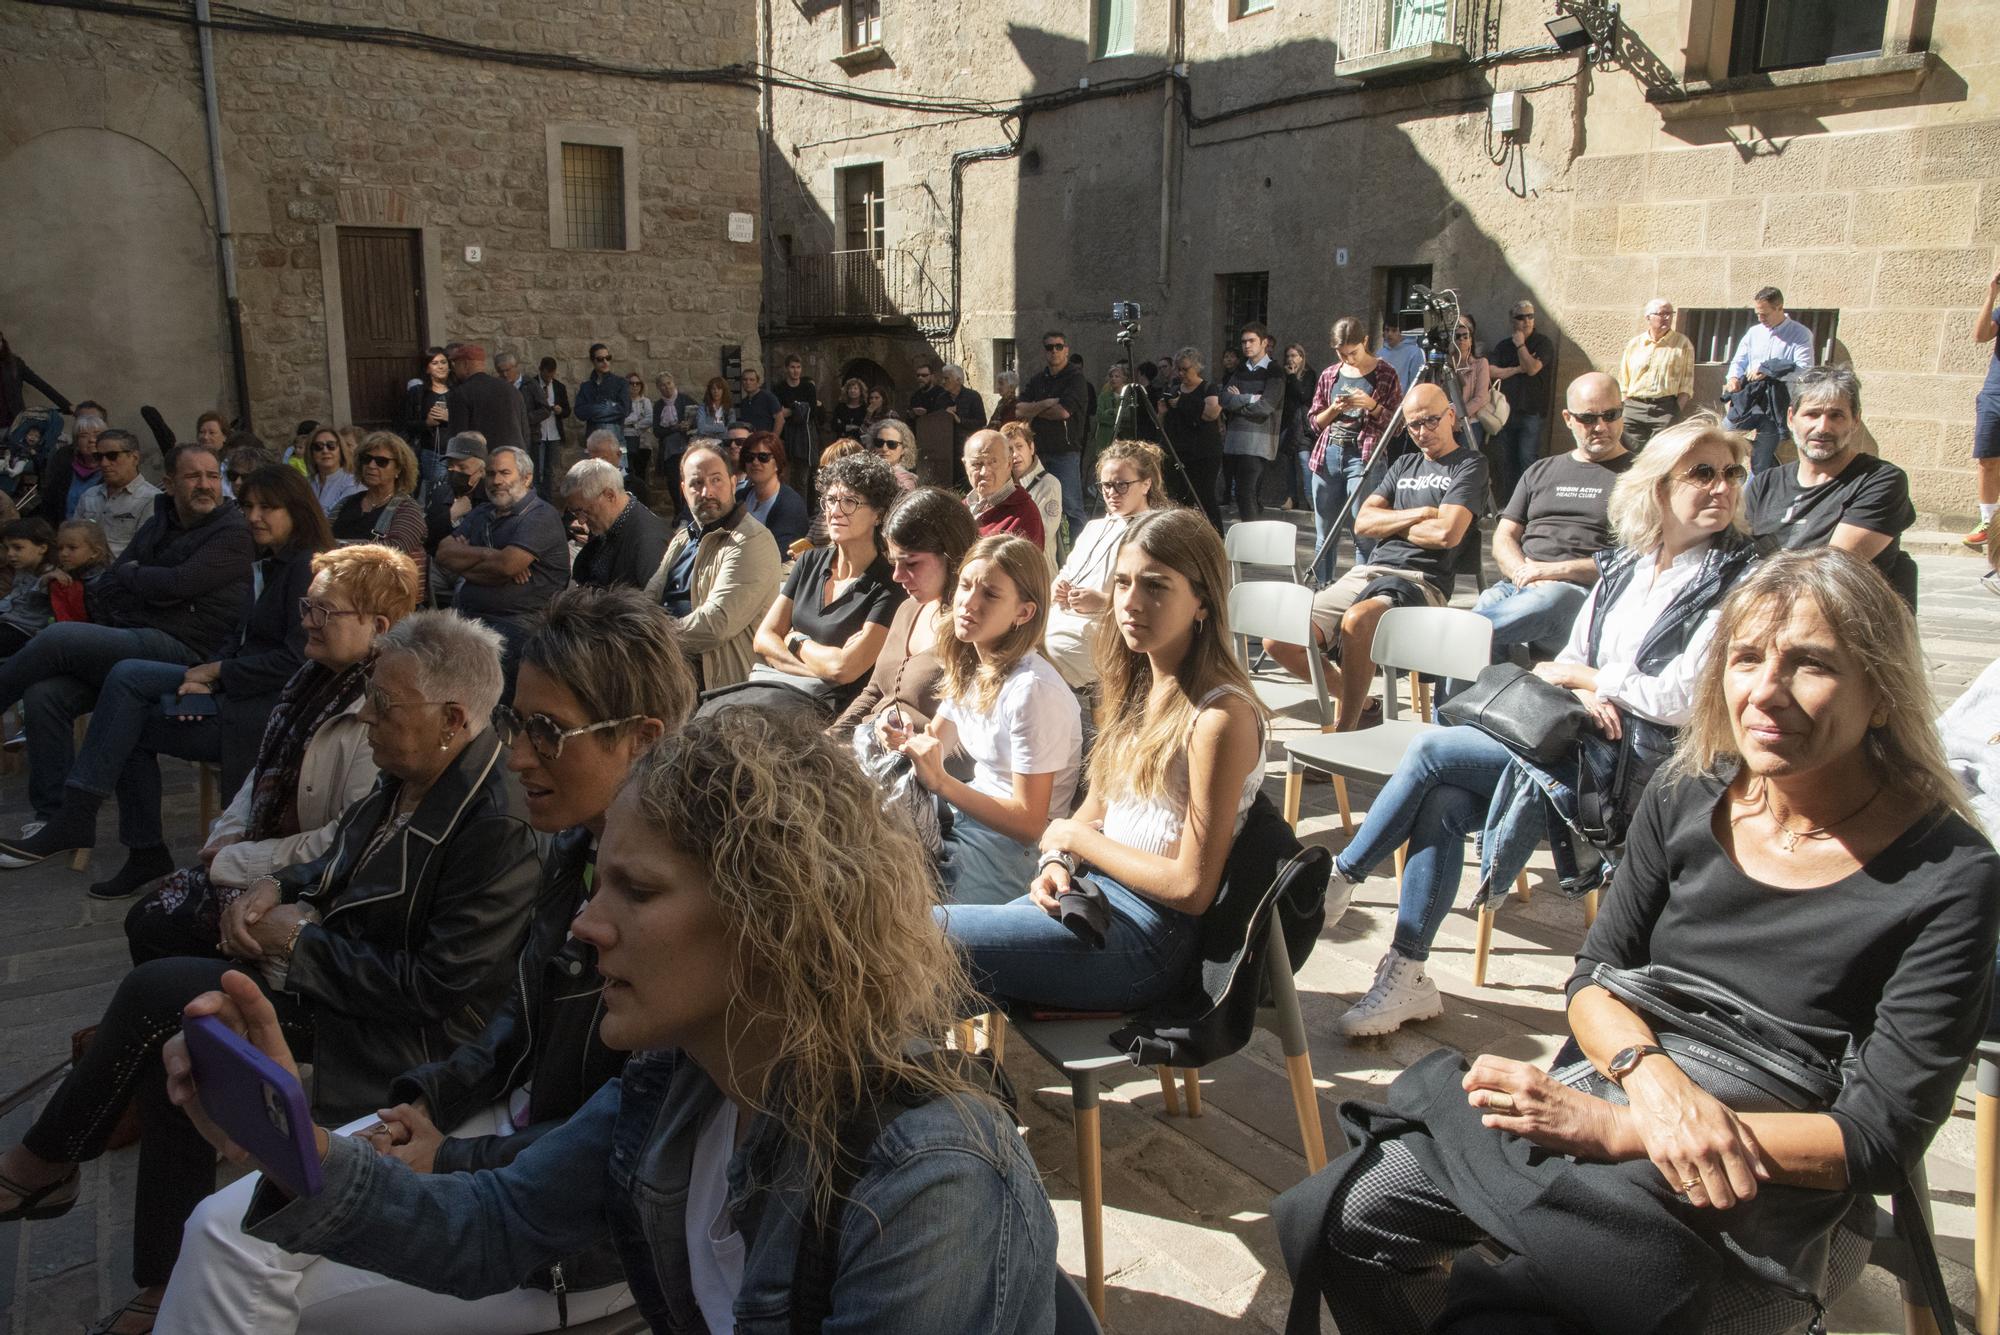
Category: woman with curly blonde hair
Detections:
[
  {"x1": 939, "y1": 508, "x2": 1268, "y2": 1011},
  {"x1": 162, "y1": 707, "x2": 1058, "y2": 1333},
  {"x1": 889, "y1": 532, "x2": 1081, "y2": 903}
]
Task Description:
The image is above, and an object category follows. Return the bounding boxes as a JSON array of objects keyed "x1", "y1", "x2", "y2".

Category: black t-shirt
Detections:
[
  {"x1": 773, "y1": 379, "x2": 817, "y2": 431},
  {"x1": 739, "y1": 388, "x2": 782, "y2": 433},
  {"x1": 1489, "y1": 331, "x2": 1556, "y2": 417},
  {"x1": 1020, "y1": 362, "x2": 1091, "y2": 456},
  {"x1": 1743, "y1": 452, "x2": 1915, "y2": 574},
  {"x1": 1366, "y1": 444, "x2": 1489, "y2": 591},
  {"x1": 1501, "y1": 451, "x2": 1634, "y2": 564},
  {"x1": 1159, "y1": 379, "x2": 1223, "y2": 460},
  {"x1": 779, "y1": 544, "x2": 905, "y2": 649},
  {"x1": 331, "y1": 494, "x2": 384, "y2": 543},
  {"x1": 1571, "y1": 773, "x2": 2000, "y2": 1195}
]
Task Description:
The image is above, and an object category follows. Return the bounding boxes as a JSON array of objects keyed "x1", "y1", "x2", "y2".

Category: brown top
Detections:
[{"x1": 832, "y1": 596, "x2": 947, "y2": 731}]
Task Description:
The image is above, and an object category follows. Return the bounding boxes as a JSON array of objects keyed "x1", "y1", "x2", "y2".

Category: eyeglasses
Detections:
[
  {"x1": 1567, "y1": 409, "x2": 1624, "y2": 426},
  {"x1": 359, "y1": 454, "x2": 395, "y2": 469},
  {"x1": 298, "y1": 598, "x2": 371, "y2": 630},
  {"x1": 1043, "y1": 343, "x2": 1066, "y2": 352},
  {"x1": 822, "y1": 492, "x2": 865, "y2": 515},
  {"x1": 1512, "y1": 314, "x2": 1534, "y2": 322},
  {"x1": 1676, "y1": 462, "x2": 1749, "y2": 489},
  {"x1": 363, "y1": 688, "x2": 453, "y2": 715},
  {"x1": 493, "y1": 705, "x2": 643, "y2": 762},
  {"x1": 1405, "y1": 413, "x2": 1450, "y2": 433},
  {"x1": 1099, "y1": 478, "x2": 1139, "y2": 497},
  {"x1": 744, "y1": 451, "x2": 777, "y2": 463}
]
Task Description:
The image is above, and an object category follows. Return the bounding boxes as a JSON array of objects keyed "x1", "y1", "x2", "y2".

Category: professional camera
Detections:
[
  {"x1": 1111, "y1": 300, "x2": 1142, "y2": 341},
  {"x1": 1397, "y1": 284, "x2": 1461, "y2": 361}
]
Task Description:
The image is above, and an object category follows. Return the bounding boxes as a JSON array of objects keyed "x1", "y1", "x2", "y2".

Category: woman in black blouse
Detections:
[
  {"x1": 1283, "y1": 547, "x2": 2000, "y2": 1335},
  {"x1": 750, "y1": 452, "x2": 905, "y2": 712},
  {"x1": 1155, "y1": 345, "x2": 1224, "y2": 531},
  {"x1": 830, "y1": 378, "x2": 870, "y2": 440}
]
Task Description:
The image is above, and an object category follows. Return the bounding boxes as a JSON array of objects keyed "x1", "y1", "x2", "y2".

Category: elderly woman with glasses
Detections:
[
  {"x1": 1328, "y1": 416, "x2": 1759, "y2": 1041},
  {"x1": 159, "y1": 587, "x2": 697, "y2": 1335},
  {"x1": 750, "y1": 453, "x2": 906, "y2": 712},
  {"x1": 0, "y1": 610, "x2": 541, "y2": 1335},
  {"x1": 329, "y1": 431, "x2": 427, "y2": 591}
]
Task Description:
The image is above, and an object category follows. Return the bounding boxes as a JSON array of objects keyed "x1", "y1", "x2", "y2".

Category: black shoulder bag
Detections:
[{"x1": 1436, "y1": 662, "x2": 1590, "y2": 767}]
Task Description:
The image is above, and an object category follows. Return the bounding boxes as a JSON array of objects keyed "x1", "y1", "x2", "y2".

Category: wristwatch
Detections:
[
  {"x1": 785, "y1": 630, "x2": 807, "y2": 656},
  {"x1": 1606, "y1": 1043, "x2": 1671, "y2": 1086}
]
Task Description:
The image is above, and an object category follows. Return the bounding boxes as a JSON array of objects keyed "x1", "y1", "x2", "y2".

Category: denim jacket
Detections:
[{"x1": 247, "y1": 1049, "x2": 1057, "y2": 1333}]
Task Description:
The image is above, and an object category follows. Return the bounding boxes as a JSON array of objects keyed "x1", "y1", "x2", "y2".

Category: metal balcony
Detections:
[
  {"x1": 779, "y1": 246, "x2": 948, "y2": 328},
  {"x1": 1334, "y1": 0, "x2": 1493, "y2": 79}
]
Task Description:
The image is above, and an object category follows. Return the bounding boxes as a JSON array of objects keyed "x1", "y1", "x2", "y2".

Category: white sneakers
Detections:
[{"x1": 1337, "y1": 952, "x2": 1443, "y2": 1037}]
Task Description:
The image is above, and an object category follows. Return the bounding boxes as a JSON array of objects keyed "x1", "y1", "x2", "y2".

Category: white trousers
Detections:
[{"x1": 156, "y1": 1106, "x2": 632, "y2": 1335}]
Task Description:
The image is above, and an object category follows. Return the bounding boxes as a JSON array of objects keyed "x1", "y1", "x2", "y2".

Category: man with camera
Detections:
[
  {"x1": 1015, "y1": 330, "x2": 1091, "y2": 546},
  {"x1": 1265, "y1": 384, "x2": 1486, "y2": 730}
]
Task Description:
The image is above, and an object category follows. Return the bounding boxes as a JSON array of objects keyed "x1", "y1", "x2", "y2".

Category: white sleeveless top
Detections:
[{"x1": 1098, "y1": 685, "x2": 1264, "y2": 857}]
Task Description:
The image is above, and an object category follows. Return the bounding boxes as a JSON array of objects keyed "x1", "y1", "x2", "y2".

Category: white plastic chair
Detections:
[
  {"x1": 1224, "y1": 520, "x2": 1300, "y2": 584},
  {"x1": 1228, "y1": 581, "x2": 1334, "y2": 729},
  {"x1": 1280, "y1": 606, "x2": 1492, "y2": 834}
]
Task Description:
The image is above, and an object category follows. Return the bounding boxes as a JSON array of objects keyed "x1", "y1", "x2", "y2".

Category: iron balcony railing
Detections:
[
  {"x1": 782, "y1": 246, "x2": 947, "y2": 325},
  {"x1": 1335, "y1": 0, "x2": 1494, "y2": 65}
]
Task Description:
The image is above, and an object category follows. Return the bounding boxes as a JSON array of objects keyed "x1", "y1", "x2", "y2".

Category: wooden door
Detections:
[{"x1": 338, "y1": 228, "x2": 425, "y2": 429}]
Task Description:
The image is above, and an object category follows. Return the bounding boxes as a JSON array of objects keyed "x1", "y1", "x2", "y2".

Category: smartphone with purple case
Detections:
[{"x1": 182, "y1": 1014, "x2": 324, "y2": 1198}]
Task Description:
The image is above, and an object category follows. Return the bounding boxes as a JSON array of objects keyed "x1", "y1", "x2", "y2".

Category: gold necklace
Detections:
[{"x1": 1763, "y1": 783, "x2": 1883, "y2": 854}]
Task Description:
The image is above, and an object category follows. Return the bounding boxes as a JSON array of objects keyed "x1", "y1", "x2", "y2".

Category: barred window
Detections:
[
  {"x1": 1680, "y1": 307, "x2": 1840, "y2": 365},
  {"x1": 561, "y1": 143, "x2": 626, "y2": 251}
]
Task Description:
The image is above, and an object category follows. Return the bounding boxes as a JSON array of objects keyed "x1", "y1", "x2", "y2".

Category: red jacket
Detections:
[{"x1": 970, "y1": 485, "x2": 1045, "y2": 550}]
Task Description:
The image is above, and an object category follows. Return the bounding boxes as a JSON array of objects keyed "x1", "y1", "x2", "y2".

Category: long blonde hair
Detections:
[
  {"x1": 937, "y1": 534, "x2": 1050, "y2": 713},
  {"x1": 1087, "y1": 508, "x2": 1263, "y2": 803},
  {"x1": 623, "y1": 710, "x2": 988, "y2": 1212},
  {"x1": 1665, "y1": 547, "x2": 1975, "y2": 829},
  {"x1": 1603, "y1": 412, "x2": 1748, "y2": 552}
]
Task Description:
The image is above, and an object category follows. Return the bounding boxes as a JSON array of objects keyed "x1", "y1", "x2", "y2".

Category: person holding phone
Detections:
[
  {"x1": 0, "y1": 611, "x2": 540, "y2": 1335},
  {"x1": 159, "y1": 588, "x2": 696, "y2": 1334},
  {"x1": 1306, "y1": 316, "x2": 1405, "y2": 581},
  {"x1": 161, "y1": 708, "x2": 1056, "y2": 1334}
]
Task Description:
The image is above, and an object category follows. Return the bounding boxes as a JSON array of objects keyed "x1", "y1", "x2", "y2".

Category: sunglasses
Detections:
[
  {"x1": 227, "y1": 471, "x2": 252, "y2": 489},
  {"x1": 593, "y1": 355, "x2": 611, "y2": 363},
  {"x1": 311, "y1": 440, "x2": 341, "y2": 452},
  {"x1": 359, "y1": 454, "x2": 395, "y2": 469},
  {"x1": 744, "y1": 451, "x2": 777, "y2": 463},
  {"x1": 1512, "y1": 314, "x2": 1535, "y2": 322},
  {"x1": 493, "y1": 704, "x2": 642, "y2": 762},
  {"x1": 1044, "y1": 343, "x2": 1066, "y2": 352},
  {"x1": 1568, "y1": 408, "x2": 1623, "y2": 426},
  {"x1": 297, "y1": 598, "x2": 370, "y2": 630},
  {"x1": 1677, "y1": 462, "x2": 1748, "y2": 489},
  {"x1": 869, "y1": 437, "x2": 906, "y2": 450},
  {"x1": 1099, "y1": 478, "x2": 1139, "y2": 496}
]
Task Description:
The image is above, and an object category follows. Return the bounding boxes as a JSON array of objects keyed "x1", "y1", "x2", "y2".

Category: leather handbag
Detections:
[
  {"x1": 1554, "y1": 963, "x2": 1955, "y2": 1335},
  {"x1": 1436, "y1": 662, "x2": 1589, "y2": 767},
  {"x1": 1475, "y1": 384, "x2": 1511, "y2": 434}
]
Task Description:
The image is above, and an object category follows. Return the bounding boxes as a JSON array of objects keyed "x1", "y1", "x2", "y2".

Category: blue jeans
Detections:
[
  {"x1": 1441, "y1": 579, "x2": 1591, "y2": 700},
  {"x1": 938, "y1": 871, "x2": 1202, "y2": 1012},
  {"x1": 0, "y1": 624, "x2": 198, "y2": 818},
  {"x1": 1333, "y1": 726, "x2": 1513, "y2": 962},
  {"x1": 1043, "y1": 450, "x2": 1084, "y2": 558},
  {"x1": 941, "y1": 808, "x2": 1039, "y2": 906},
  {"x1": 68, "y1": 658, "x2": 224, "y2": 848},
  {"x1": 1309, "y1": 447, "x2": 1368, "y2": 583},
  {"x1": 1490, "y1": 412, "x2": 1545, "y2": 507}
]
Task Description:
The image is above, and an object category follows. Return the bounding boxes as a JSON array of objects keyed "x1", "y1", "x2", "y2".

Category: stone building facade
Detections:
[
  {"x1": 761, "y1": 0, "x2": 1999, "y2": 522},
  {"x1": 0, "y1": 0, "x2": 761, "y2": 445}
]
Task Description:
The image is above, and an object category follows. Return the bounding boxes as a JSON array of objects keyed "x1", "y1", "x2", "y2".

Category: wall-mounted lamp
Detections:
[
  {"x1": 1546, "y1": 3, "x2": 1619, "y2": 62},
  {"x1": 1545, "y1": 14, "x2": 1590, "y2": 50}
]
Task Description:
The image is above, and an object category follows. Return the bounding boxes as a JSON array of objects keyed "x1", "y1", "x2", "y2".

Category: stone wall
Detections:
[
  {"x1": 763, "y1": 0, "x2": 2000, "y2": 523},
  {"x1": 0, "y1": 0, "x2": 761, "y2": 440}
]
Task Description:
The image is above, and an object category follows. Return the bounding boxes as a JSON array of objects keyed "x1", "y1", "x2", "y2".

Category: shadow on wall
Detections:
[{"x1": 1000, "y1": 24, "x2": 1560, "y2": 464}]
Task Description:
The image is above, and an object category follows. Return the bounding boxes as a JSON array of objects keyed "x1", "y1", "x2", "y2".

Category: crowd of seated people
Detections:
[{"x1": 3, "y1": 333, "x2": 1996, "y2": 1335}]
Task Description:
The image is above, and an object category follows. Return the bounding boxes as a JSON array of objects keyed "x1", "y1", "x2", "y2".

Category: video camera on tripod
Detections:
[
  {"x1": 1396, "y1": 284, "x2": 1461, "y2": 362},
  {"x1": 1111, "y1": 300, "x2": 1143, "y2": 344}
]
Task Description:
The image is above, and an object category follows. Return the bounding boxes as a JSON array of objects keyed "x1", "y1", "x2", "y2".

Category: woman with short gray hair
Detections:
[{"x1": 0, "y1": 609, "x2": 540, "y2": 1335}]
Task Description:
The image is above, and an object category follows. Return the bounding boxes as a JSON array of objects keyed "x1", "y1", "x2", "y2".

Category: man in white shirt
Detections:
[
  {"x1": 1724, "y1": 286, "x2": 1817, "y2": 474},
  {"x1": 75, "y1": 429, "x2": 163, "y2": 557}
]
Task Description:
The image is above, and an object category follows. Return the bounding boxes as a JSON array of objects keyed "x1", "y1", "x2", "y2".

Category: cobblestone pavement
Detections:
[{"x1": 1, "y1": 541, "x2": 1994, "y2": 1333}]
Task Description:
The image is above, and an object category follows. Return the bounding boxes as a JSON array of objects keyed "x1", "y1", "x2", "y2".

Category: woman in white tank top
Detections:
[{"x1": 938, "y1": 508, "x2": 1269, "y2": 1012}]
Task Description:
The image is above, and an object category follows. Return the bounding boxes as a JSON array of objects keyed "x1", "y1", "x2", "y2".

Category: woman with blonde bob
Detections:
[
  {"x1": 1288, "y1": 547, "x2": 2000, "y2": 1335},
  {"x1": 1327, "y1": 414, "x2": 1760, "y2": 1040},
  {"x1": 889, "y1": 533, "x2": 1081, "y2": 904},
  {"x1": 161, "y1": 708, "x2": 1059, "y2": 1333},
  {"x1": 1044, "y1": 438, "x2": 1171, "y2": 688},
  {"x1": 938, "y1": 508, "x2": 1268, "y2": 1012}
]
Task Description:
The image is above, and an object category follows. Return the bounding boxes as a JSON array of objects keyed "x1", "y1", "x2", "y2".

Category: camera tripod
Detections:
[
  {"x1": 1300, "y1": 333, "x2": 1477, "y2": 589},
  {"x1": 1108, "y1": 329, "x2": 1200, "y2": 514}
]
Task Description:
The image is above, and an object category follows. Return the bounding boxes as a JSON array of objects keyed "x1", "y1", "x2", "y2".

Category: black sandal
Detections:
[
  {"x1": 0, "y1": 1163, "x2": 79, "y2": 1222},
  {"x1": 84, "y1": 1295, "x2": 159, "y2": 1335}
]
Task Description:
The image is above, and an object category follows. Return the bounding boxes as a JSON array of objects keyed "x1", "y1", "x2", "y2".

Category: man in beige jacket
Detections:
[{"x1": 645, "y1": 442, "x2": 781, "y2": 690}]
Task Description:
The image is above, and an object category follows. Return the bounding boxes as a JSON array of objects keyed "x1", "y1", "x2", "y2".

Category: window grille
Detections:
[{"x1": 561, "y1": 143, "x2": 625, "y2": 250}]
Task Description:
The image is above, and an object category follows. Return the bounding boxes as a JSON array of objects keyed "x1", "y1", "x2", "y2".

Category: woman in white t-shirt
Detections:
[
  {"x1": 889, "y1": 534, "x2": 1081, "y2": 905},
  {"x1": 939, "y1": 508, "x2": 1269, "y2": 1011},
  {"x1": 1045, "y1": 439, "x2": 1169, "y2": 688}
]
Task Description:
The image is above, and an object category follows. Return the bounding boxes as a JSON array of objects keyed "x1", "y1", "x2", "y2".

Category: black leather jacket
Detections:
[
  {"x1": 389, "y1": 824, "x2": 626, "y2": 1295},
  {"x1": 274, "y1": 729, "x2": 542, "y2": 1123},
  {"x1": 391, "y1": 826, "x2": 620, "y2": 1166}
]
